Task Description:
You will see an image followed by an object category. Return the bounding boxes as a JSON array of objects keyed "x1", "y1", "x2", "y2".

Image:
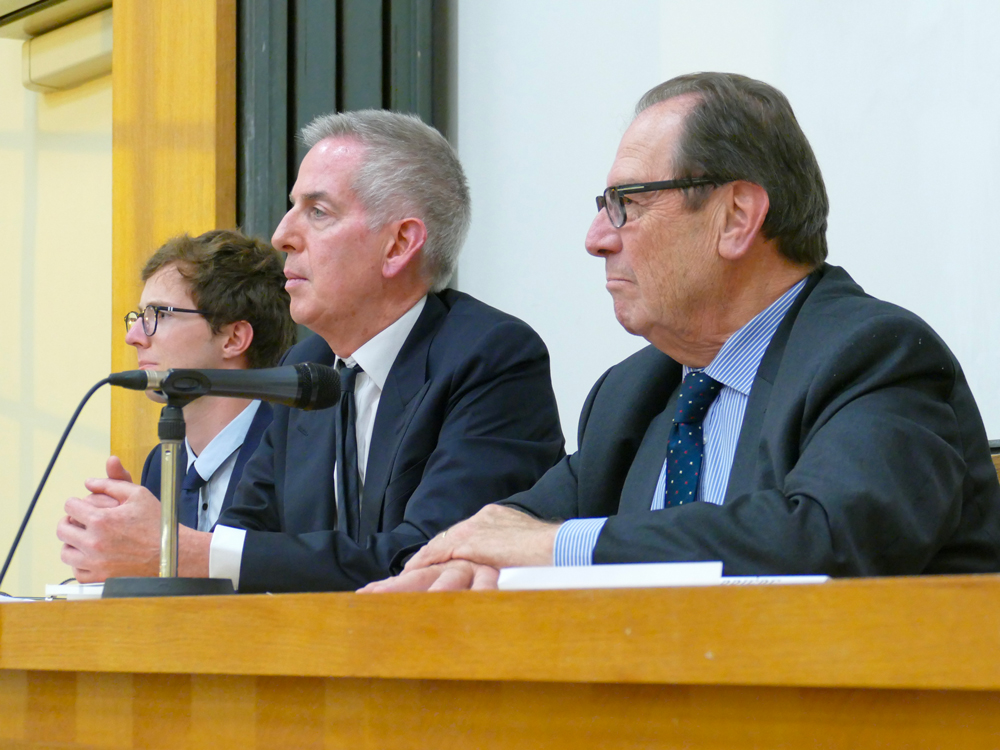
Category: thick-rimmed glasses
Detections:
[
  {"x1": 595, "y1": 177, "x2": 727, "y2": 228},
  {"x1": 124, "y1": 305, "x2": 209, "y2": 336}
]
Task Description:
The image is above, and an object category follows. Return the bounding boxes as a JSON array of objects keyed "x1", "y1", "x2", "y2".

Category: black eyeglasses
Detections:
[
  {"x1": 595, "y1": 177, "x2": 728, "y2": 228},
  {"x1": 124, "y1": 305, "x2": 209, "y2": 336}
]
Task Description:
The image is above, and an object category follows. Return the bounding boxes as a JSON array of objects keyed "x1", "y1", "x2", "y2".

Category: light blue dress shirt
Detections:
[
  {"x1": 553, "y1": 277, "x2": 807, "y2": 566},
  {"x1": 186, "y1": 400, "x2": 261, "y2": 532}
]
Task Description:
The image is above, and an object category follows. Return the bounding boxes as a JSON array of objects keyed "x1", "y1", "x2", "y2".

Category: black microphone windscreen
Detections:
[{"x1": 296, "y1": 362, "x2": 341, "y2": 409}]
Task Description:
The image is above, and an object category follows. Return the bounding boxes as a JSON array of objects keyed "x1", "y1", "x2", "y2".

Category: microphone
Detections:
[{"x1": 108, "y1": 363, "x2": 341, "y2": 410}]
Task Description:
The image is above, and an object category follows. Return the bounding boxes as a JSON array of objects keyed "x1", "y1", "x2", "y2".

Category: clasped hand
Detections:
[
  {"x1": 359, "y1": 504, "x2": 561, "y2": 593},
  {"x1": 57, "y1": 456, "x2": 162, "y2": 581}
]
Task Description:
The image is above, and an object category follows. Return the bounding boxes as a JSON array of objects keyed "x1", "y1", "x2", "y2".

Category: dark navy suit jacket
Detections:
[
  {"x1": 139, "y1": 402, "x2": 274, "y2": 527},
  {"x1": 504, "y1": 265, "x2": 1000, "y2": 576},
  {"x1": 218, "y1": 290, "x2": 565, "y2": 592}
]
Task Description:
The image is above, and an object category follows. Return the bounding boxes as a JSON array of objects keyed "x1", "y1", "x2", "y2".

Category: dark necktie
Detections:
[
  {"x1": 335, "y1": 362, "x2": 363, "y2": 541},
  {"x1": 179, "y1": 461, "x2": 206, "y2": 529},
  {"x1": 664, "y1": 371, "x2": 723, "y2": 508}
]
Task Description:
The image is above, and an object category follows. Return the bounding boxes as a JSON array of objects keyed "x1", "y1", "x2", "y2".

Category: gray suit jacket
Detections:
[{"x1": 505, "y1": 265, "x2": 1000, "y2": 575}]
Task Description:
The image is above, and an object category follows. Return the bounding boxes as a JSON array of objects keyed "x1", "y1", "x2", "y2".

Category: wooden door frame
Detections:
[{"x1": 110, "y1": 0, "x2": 236, "y2": 472}]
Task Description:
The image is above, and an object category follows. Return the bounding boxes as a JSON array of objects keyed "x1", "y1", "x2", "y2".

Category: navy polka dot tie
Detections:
[{"x1": 664, "y1": 371, "x2": 723, "y2": 508}]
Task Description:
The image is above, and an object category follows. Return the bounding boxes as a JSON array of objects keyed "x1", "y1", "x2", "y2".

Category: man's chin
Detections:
[
  {"x1": 612, "y1": 303, "x2": 645, "y2": 338},
  {"x1": 145, "y1": 389, "x2": 167, "y2": 404}
]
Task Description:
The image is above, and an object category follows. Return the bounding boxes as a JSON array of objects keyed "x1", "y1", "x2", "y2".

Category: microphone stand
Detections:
[{"x1": 102, "y1": 394, "x2": 234, "y2": 598}]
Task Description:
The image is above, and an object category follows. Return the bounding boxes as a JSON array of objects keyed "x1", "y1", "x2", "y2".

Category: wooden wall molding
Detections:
[{"x1": 110, "y1": 0, "x2": 236, "y2": 472}]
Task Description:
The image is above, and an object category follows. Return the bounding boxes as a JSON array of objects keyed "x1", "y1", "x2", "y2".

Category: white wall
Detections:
[
  {"x1": 454, "y1": 0, "x2": 1000, "y2": 450},
  {"x1": 0, "y1": 38, "x2": 111, "y2": 597}
]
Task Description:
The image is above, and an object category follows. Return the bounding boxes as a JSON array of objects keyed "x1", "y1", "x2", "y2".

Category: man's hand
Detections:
[
  {"x1": 58, "y1": 476, "x2": 161, "y2": 581},
  {"x1": 359, "y1": 560, "x2": 500, "y2": 593},
  {"x1": 57, "y1": 457, "x2": 212, "y2": 582},
  {"x1": 103, "y1": 455, "x2": 133, "y2": 484},
  {"x1": 404, "y1": 504, "x2": 561, "y2": 572}
]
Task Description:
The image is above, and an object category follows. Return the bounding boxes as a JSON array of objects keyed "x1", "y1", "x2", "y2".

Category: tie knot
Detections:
[
  {"x1": 673, "y1": 371, "x2": 723, "y2": 425},
  {"x1": 182, "y1": 463, "x2": 207, "y2": 492},
  {"x1": 337, "y1": 361, "x2": 363, "y2": 395}
]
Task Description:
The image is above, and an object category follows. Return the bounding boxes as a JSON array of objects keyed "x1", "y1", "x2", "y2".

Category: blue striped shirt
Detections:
[{"x1": 553, "y1": 277, "x2": 807, "y2": 566}]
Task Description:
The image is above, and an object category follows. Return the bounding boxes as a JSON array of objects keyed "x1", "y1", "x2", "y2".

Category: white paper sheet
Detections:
[
  {"x1": 497, "y1": 561, "x2": 724, "y2": 590},
  {"x1": 44, "y1": 582, "x2": 105, "y2": 600}
]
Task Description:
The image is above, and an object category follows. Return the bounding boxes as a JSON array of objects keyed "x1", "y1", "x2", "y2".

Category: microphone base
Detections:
[{"x1": 102, "y1": 576, "x2": 235, "y2": 598}]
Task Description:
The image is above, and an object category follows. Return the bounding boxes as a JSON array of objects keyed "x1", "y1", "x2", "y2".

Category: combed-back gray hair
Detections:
[
  {"x1": 301, "y1": 110, "x2": 471, "y2": 292},
  {"x1": 637, "y1": 73, "x2": 829, "y2": 268}
]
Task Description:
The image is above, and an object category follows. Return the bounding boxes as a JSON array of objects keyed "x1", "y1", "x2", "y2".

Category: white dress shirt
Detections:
[
  {"x1": 185, "y1": 400, "x2": 261, "y2": 531},
  {"x1": 210, "y1": 296, "x2": 427, "y2": 589}
]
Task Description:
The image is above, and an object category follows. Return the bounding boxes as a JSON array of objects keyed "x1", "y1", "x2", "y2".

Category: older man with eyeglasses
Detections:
[{"x1": 364, "y1": 72, "x2": 1000, "y2": 593}]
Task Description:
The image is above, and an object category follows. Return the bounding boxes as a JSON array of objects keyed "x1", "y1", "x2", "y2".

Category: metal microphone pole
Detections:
[
  {"x1": 158, "y1": 401, "x2": 185, "y2": 577},
  {"x1": 103, "y1": 395, "x2": 234, "y2": 598}
]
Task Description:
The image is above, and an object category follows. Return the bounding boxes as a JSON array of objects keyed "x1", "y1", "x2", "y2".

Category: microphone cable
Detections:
[{"x1": 0, "y1": 377, "x2": 109, "y2": 592}]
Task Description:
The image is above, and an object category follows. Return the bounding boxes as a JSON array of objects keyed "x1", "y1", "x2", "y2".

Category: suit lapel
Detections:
[
  {"x1": 282, "y1": 341, "x2": 340, "y2": 533},
  {"x1": 144, "y1": 443, "x2": 170, "y2": 500},
  {"x1": 725, "y1": 266, "x2": 825, "y2": 502},
  {"x1": 220, "y1": 402, "x2": 272, "y2": 514},
  {"x1": 359, "y1": 294, "x2": 446, "y2": 539},
  {"x1": 618, "y1": 381, "x2": 682, "y2": 514}
]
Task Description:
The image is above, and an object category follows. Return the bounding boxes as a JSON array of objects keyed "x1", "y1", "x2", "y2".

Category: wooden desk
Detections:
[{"x1": 2, "y1": 576, "x2": 999, "y2": 748}]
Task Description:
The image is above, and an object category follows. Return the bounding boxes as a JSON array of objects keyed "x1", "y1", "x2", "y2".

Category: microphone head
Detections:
[{"x1": 295, "y1": 362, "x2": 341, "y2": 410}]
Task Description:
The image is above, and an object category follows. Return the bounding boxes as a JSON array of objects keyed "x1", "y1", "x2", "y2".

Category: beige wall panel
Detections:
[
  {"x1": 0, "y1": 413, "x2": 23, "y2": 586},
  {"x1": 33, "y1": 149, "x2": 111, "y2": 425},
  {"x1": 27, "y1": 424, "x2": 107, "y2": 588},
  {"x1": 0, "y1": 43, "x2": 111, "y2": 598},
  {"x1": 0, "y1": 40, "x2": 25, "y2": 127},
  {"x1": 0, "y1": 149, "x2": 24, "y2": 402},
  {"x1": 37, "y1": 73, "x2": 112, "y2": 132}
]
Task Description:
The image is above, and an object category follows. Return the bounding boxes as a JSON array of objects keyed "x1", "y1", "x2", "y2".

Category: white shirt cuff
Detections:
[
  {"x1": 209, "y1": 524, "x2": 246, "y2": 591},
  {"x1": 552, "y1": 517, "x2": 607, "y2": 566}
]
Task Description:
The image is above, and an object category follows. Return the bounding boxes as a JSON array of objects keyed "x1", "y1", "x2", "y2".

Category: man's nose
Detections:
[
  {"x1": 271, "y1": 210, "x2": 298, "y2": 252},
  {"x1": 585, "y1": 208, "x2": 622, "y2": 258},
  {"x1": 125, "y1": 318, "x2": 147, "y2": 346}
]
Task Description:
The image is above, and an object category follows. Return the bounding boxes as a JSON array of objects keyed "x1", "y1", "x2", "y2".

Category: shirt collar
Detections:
[
  {"x1": 685, "y1": 276, "x2": 808, "y2": 396},
  {"x1": 187, "y1": 399, "x2": 261, "y2": 480},
  {"x1": 338, "y1": 296, "x2": 426, "y2": 391}
]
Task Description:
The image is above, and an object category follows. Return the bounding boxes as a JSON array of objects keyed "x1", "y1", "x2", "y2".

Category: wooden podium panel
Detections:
[{"x1": 2, "y1": 575, "x2": 999, "y2": 748}]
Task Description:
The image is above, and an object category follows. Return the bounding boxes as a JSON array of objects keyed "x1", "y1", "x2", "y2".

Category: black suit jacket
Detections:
[
  {"x1": 505, "y1": 265, "x2": 1000, "y2": 576},
  {"x1": 140, "y1": 401, "x2": 274, "y2": 526},
  {"x1": 218, "y1": 290, "x2": 565, "y2": 592}
]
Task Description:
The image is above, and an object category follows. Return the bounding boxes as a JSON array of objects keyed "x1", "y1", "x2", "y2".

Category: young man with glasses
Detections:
[
  {"x1": 111, "y1": 229, "x2": 295, "y2": 531},
  {"x1": 364, "y1": 72, "x2": 1000, "y2": 593}
]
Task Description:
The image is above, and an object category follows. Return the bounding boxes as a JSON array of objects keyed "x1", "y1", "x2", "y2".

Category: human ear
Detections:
[
  {"x1": 219, "y1": 320, "x2": 254, "y2": 362},
  {"x1": 718, "y1": 182, "x2": 770, "y2": 261},
  {"x1": 382, "y1": 217, "x2": 428, "y2": 279}
]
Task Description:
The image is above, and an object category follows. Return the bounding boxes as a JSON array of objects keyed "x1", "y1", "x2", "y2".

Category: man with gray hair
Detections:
[
  {"x1": 64, "y1": 110, "x2": 565, "y2": 592},
  {"x1": 365, "y1": 72, "x2": 1000, "y2": 592}
]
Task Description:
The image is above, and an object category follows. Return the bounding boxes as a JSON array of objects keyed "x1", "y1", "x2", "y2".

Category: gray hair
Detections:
[
  {"x1": 637, "y1": 73, "x2": 829, "y2": 268},
  {"x1": 301, "y1": 110, "x2": 471, "y2": 292}
]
